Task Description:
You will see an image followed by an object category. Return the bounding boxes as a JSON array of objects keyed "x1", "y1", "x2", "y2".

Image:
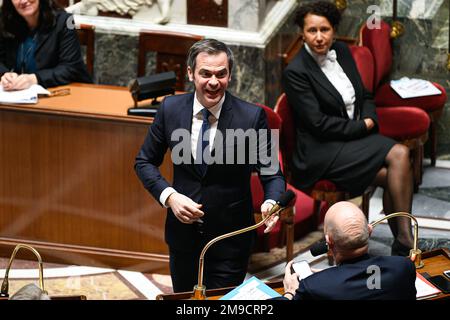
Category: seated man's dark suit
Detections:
[
  {"x1": 292, "y1": 254, "x2": 416, "y2": 300},
  {"x1": 135, "y1": 92, "x2": 285, "y2": 291}
]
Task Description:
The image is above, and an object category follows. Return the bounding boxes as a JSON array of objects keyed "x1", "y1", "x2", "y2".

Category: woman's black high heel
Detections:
[{"x1": 391, "y1": 239, "x2": 413, "y2": 256}]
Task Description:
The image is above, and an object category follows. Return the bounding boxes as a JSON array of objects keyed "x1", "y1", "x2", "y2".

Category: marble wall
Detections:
[
  {"x1": 229, "y1": 0, "x2": 277, "y2": 32},
  {"x1": 87, "y1": 0, "x2": 449, "y2": 158}
]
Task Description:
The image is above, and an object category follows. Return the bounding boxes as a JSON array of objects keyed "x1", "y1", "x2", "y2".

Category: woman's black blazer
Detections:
[
  {"x1": 0, "y1": 10, "x2": 92, "y2": 88},
  {"x1": 281, "y1": 41, "x2": 378, "y2": 190}
]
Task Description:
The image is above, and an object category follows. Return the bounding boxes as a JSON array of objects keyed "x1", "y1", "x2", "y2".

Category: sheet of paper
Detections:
[
  {"x1": 390, "y1": 77, "x2": 442, "y2": 99},
  {"x1": 0, "y1": 84, "x2": 50, "y2": 104}
]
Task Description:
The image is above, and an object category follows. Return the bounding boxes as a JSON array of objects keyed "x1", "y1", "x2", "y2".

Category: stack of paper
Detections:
[
  {"x1": 390, "y1": 77, "x2": 442, "y2": 99},
  {"x1": 0, "y1": 84, "x2": 50, "y2": 104}
]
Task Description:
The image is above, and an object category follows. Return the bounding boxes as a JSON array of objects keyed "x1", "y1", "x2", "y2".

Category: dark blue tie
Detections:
[{"x1": 196, "y1": 108, "x2": 212, "y2": 176}]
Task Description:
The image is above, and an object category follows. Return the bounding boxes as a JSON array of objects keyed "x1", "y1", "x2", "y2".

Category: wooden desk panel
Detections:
[{"x1": 0, "y1": 84, "x2": 172, "y2": 273}]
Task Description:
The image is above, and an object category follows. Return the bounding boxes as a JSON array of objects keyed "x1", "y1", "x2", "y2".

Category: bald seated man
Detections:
[{"x1": 281, "y1": 201, "x2": 417, "y2": 300}]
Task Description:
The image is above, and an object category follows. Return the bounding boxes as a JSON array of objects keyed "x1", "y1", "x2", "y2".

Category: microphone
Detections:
[
  {"x1": 192, "y1": 190, "x2": 296, "y2": 300},
  {"x1": 310, "y1": 240, "x2": 328, "y2": 257},
  {"x1": 1, "y1": 244, "x2": 47, "y2": 299}
]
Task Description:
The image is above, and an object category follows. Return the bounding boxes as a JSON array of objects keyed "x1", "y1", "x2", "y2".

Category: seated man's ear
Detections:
[
  {"x1": 325, "y1": 234, "x2": 333, "y2": 249},
  {"x1": 368, "y1": 224, "x2": 373, "y2": 236}
]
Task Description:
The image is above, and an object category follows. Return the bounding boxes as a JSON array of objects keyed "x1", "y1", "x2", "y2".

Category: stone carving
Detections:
[{"x1": 66, "y1": 0, "x2": 173, "y2": 24}]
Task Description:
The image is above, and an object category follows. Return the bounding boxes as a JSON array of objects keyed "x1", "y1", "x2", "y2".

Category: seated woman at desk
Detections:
[
  {"x1": 282, "y1": 1, "x2": 415, "y2": 256},
  {"x1": 0, "y1": 0, "x2": 92, "y2": 90}
]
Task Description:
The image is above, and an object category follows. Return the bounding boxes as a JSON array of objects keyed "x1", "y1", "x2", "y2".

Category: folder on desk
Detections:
[
  {"x1": 0, "y1": 85, "x2": 50, "y2": 104},
  {"x1": 416, "y1": 272, "x2": 441, "y2": 300},
  {"x1": 219, "y1": 276, "x2": 281, "y2": 300}
]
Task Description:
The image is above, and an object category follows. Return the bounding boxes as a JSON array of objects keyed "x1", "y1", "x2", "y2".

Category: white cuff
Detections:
[
  {"x1": 159, "y1": 187, "x2": 177, "y2": 208},
  {"x1": 263, "y1": 199, "x2": 276, "y2": 206}
]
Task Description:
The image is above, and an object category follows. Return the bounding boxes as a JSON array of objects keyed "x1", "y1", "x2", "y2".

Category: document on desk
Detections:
[
  {"x1": 415, "y1": 272, "x2": 441, "y2": 300},
  {"x1": 0, "y1": 84, "x2": 50, "y2": 104},
  {"x1": 390, "y1": 77, "x2": 441, "y2": 99},
  {"x1": 219, "y1": 276, "x2": 281, "y2": 300}
]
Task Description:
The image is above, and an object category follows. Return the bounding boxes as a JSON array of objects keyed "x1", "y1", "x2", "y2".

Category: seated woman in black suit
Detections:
[
  {"x1": 282, "y1": 1, "x2": 414, "y2": 255},
  {"x1": 0, "y1": 0, "x2": 92, "y2": 90}
]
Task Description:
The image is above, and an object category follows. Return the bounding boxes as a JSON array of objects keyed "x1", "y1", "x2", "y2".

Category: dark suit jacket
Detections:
[
  {"x1": 135, "y1": 92, "x2": 285, "y2": 258},
  {"x1": 293, "y1": 255, "x2": 417, "y2": 300},
  {"x1": 0, "y1": 10, "x2": 92, "y2": 88},
  {"x1": 281, "y1": 41, "x2": 378, "y2": 190}
]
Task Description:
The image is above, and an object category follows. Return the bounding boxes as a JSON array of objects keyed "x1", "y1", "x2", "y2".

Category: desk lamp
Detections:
[{"x1": 370, "y1": 212, "x2": 424, "y2": 269}]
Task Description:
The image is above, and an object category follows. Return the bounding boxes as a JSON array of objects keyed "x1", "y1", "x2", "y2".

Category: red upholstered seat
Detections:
[
  {"x1": 350, "y1": 44, "x2": 430, "y2": 191},
  {"x1": 313, "y1": 180, "x2": 340, "y2": 192},
  {"x1": 349, "y1": 45, "x2": 374, "y2": 92},
  {"x1": 251, "y1": 175, "x2": 320, "y2": 251},
  {"x1": 360, "y1": 20, "x2": 392, "y2": 92},
  {"x1": 252, "y1": 104, "x2": 322, "y2": 257},
  {"x1": 376, "y1": 107, "x2": 430, "y2": 140},
  {"x1": 360, "y1": 19, "x2": 446, "y2": 166},
  {"x1": 274, "y1": 93, "x2": 370, "y2": 226},
  {"x1": 375, "y1": 82, "x2": 447, "y2": 112}
]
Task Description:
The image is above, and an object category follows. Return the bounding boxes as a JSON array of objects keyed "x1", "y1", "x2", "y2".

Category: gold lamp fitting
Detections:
[
  {"x1": 447, "y1": 53, "x2": 450, "y2": 71},
  {"x1": 334, "y1": 0, "x2": 347, "y2": 11},
  {"x1": 193, "y1": 284, "x2": 206, "y2": 300},
  {"x1": 390, "y1": 20, "x2": 405, "y2": 39},
  {"x1": 370, "y1": 212, "x2": 424, "y2": 269}
]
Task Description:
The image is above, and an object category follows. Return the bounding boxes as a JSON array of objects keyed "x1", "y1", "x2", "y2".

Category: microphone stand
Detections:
[
  {"x1": 0, "y1": 244, "x2": 47, "y2": 298},
  {"x1": 192, "y1": 207, "x2": 285, "y2": 300},
  {"x1": 370, "y1": 212, "x2": 424, "y2": 269}
]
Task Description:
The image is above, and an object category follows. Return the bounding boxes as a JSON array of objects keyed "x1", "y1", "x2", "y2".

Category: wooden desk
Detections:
[
  {"x1": 0, "y1": 83, "x2": 172, "y2": 273},
  {"x1": 419, "y1": 248, "x2": 450, "y2": 300},
  {"x1": 157, "y1": 248, "x2": 450, "y2": 300}
]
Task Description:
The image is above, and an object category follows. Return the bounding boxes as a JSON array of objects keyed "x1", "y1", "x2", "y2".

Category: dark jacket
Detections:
[
  {"x1": 134, "y1": 92, "x2": 286, "y2": 258},
  {"x1": 282, "y1": 41, "x2": 378, "y2": 190},
  {"x1": 0, "y1": 10, "x2": 92, "y2": 88},
  {"x1": 291, "y1": 254, "x2": 417, "y2": 300}
]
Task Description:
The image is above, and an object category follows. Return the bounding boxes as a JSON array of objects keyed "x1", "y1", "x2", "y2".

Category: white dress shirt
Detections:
[
  {"x1": 159, "y1": 93, "x2": 223, "y2": 207},
  {"x1": 305, "y1": 43, "x2": 356, "y2": 119}
]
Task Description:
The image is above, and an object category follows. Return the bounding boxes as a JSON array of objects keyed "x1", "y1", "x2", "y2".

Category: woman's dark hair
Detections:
[
  {"x1": 294, "y1": 1, "x2": 341, "y2": 30},
  {"x1": 0, "y1": 0, "x2": 61, "y2": 39}
]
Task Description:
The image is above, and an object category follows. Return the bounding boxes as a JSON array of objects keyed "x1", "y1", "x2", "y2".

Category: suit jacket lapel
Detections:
[
  {"x1": 335, "y1": 45, "x2": 363, "y2": 117},
  {"x1": 301, "y1": 47, "x2": 345, "y2": 108},
  {"x1": 180, "y1": 93, "x2": 198, "y2": 177},
  {"x1": 212, "y1": 92, "x2": 233, "y2": 152}
]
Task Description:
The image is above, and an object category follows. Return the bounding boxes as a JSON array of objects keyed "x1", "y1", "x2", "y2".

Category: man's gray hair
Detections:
[{"x1": 186, "y1": 39, "x2": 234, "y2": 74}]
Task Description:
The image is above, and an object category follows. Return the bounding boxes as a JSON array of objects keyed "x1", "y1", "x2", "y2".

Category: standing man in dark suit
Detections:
[
  {"x1": 281, "y1": 202, "x2": 416, "y2": 300},
  {"x1": 135, "y1": 39, "x2": 285, "y2": 293}
]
